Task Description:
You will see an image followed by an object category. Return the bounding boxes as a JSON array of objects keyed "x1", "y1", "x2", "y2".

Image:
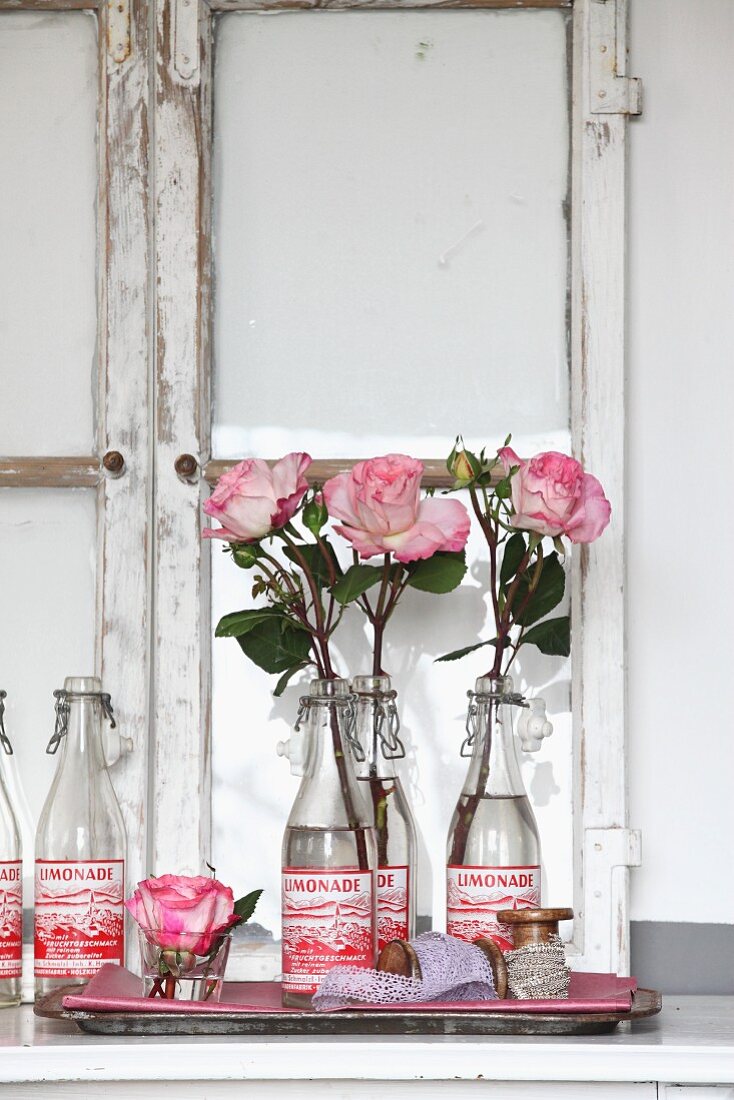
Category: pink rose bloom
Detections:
[
  {"x1": 498, "y1": 447, "x2": 611, "y2": 544},
  {"x1": 203, "y1": 453, "x2": 311, "y2": 542},
  {"x1": 125, "y1": 875, "x2": 237, "y2": 955},
  {"x1": 323, "y1": 454, "x2": 470, "y2": 562}
]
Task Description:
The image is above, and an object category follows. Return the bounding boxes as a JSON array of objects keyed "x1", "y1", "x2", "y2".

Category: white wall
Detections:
[{"x1": 627, "y1": 0, "x2": 734, "y2": 924}]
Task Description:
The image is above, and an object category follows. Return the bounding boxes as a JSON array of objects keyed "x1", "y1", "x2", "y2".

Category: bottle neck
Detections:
[
  {"x1": 463, "y1": 691, "x2": 526, "y2": 798},
  {"x1": 288, "y1": 697, "x2": 370, "y2": 829},
  {"x1": 56, "y1": 696, "x2": 108, "y2": 772},
  {"x1": 353, "y1": 692, "x2": 401, "y2": 779}
]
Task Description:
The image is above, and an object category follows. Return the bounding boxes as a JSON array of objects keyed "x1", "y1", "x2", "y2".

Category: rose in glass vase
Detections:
[{"x1": 125, "y1": 874, "x2": 262, "y2": 1001}]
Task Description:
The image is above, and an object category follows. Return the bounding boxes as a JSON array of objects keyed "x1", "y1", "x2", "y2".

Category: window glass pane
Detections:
[
  {"x1": 211, "y1": 510, "x2": 572, "y2": 952},
  {"x1": 0, "y1": 489, "x2": 97, "y2": 937},
  {"x1": 212, "y1": 9, "x2": 569, "y2": 459},
  {"x1": 0, "y1": 13, "x2": 98, "y2": 455}
]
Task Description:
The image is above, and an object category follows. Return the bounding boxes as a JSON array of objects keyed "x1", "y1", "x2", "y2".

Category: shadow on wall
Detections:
[{"x1": 631, "y1": 922, "x2": 734, "y2": 994}]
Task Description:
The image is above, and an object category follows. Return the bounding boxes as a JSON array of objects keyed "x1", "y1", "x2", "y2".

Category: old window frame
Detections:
[
  {"x1": 152, "y1": 0, "x2": 640, "y2": 975},
  {"x1": 0, "y1": 0, "x2": 152, "y2": 972}
]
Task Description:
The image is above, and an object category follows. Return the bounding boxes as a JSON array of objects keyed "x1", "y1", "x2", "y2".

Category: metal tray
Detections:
[{"x1": 35, "y1": 984, "x2": 662, "y2": 1037}]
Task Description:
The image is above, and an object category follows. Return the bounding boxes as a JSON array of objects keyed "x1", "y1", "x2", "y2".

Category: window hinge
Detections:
[
  {"x1": 172, "y1": 0, "x2": 200, "y2": 85},
  {"x1": 589, "y1": 0, "x2": 642, "y2": 117},
  {"x1": 583, "y1": 827, "x2": 642, "y2": 973},
  {"x1": 107, "y1": 0, "x2": 131, "y2": 65}
]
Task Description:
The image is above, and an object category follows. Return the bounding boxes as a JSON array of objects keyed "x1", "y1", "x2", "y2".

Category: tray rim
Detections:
[{"x1": 34, "y1": 983, "x2": 663, "y2": 1037}]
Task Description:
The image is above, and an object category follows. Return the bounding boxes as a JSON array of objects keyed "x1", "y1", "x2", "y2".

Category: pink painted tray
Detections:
[{"x1": 34, "y1": 965, "x2": 662, "y2": 1036}]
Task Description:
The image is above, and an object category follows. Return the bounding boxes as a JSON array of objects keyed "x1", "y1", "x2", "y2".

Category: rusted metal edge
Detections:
[
  {"x1": 204, "y1": 458, "x2": 460, "y2": 489},
  {"x1": 0, "y1": 457, "x2": 101, "y2": 488},
  {"x1": 207, "y1": 0, "x2": 570, "y2": 11}
]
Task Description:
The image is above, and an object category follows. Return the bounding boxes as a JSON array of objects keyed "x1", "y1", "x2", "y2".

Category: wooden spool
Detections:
[
  {"x1": 377, "y1": 938, "x2": 508, "y2": 1000},
  {"x1": 495, "y1": 907, "x2": 574, "y2": 949}
]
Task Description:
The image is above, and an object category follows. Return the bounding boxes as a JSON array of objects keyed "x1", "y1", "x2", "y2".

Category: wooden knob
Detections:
[
  {"x1": 495, "y1": 907, "x2": 574, "y2": 949},
  {"x1": 377, "y1": 939, "x2": 421, "y2": 979},
  {"x1": 174, "y1": 453, "x2": 198, "y2": 482},
  {"x1": 102, "y1": 450, "x2": 125, "y2": 477}
]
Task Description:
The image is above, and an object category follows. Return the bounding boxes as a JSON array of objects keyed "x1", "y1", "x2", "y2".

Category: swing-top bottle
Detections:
[
  {"x1": 35, "y1": 678, "x2": 127, "y2": 999},
  {"x1": 446, "y1": 675, "x2": 551, "y2": 951},
  {"x1": 0, "y1": 693, "x2": 22, "y2": 1007},
  {"x1": 351, "y1": 674, "x2": 417, "y2": 953},
  {"x1": 278, "y1": 678, "x2": 377, "y2": 1007}
]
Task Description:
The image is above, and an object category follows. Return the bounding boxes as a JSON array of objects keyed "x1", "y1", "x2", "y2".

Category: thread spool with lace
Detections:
[{"x1": 498, "y1": 907, "x2": 574, "y2": 1000}]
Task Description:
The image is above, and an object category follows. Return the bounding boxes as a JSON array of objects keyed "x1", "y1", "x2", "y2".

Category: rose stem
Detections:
[{"x1": 164, "y1": 975, "x2": 176, "y2": 999}]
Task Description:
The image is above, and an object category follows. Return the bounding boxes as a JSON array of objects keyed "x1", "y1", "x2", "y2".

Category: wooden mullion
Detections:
[
  {"x1": 209, "y1": 0, "x2": 569, "y2": 10},
  {"x1": 0, "y1": 457, "x2": 100, "y2": 488},
  {"x1": 0, "y1": 0, "x2": 98, "y2": 9},
  {"x1": 570, "y1": 0, "x2": 633, "y2": 976},
  {"x1": 152, "y1": 0, "x2": 213, "y2": 878},
  {"x1": 204, "y1": 458, "x2": 461, "y2": 490},
  {"x1": 97, "y1": 0, "x2": 153, "y2": 965}
]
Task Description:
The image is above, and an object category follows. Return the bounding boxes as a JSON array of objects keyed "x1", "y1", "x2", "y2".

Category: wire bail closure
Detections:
[
  {"x1": 294, "y1": 692, "x2": 365, "y2": 762},
  {"x1": 46, "y1": 689, "x2": 117, "y2": 755},
  {"x1": 366, "y1": 690, "x2": 405, "y2": 761},
  {"x1": 460, "y1": 686, "x2": 528, "y2": 758},
  {"x1": 0, "y1": 691, "x2": 12, "y2": 756}
]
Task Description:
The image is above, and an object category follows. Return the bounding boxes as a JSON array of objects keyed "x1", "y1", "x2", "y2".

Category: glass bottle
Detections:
[
  {"x1": 351, "y1": 675, "x2": 417, "y2": 954},
  {"x1": 0, "y1": 693, "x2": 22, "y2": 1007},
  {"x1": 446, "y1": 675, "x2": 541, "y2": 952},
  {"x1": 35, "y1": 678, "x2": 127, "y2": 999},
  {"x1": 278, "y1": 678, "x2": 377, "y2": 1008}
]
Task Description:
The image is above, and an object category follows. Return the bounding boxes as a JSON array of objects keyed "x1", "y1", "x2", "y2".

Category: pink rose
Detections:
[
  {"x1": 203, "y1": 453, "x2": 311, "y2": 542},
  {"x1": 125, "y1": 875, "x2": 237, "y2": 955},
  {"x1": 323, "y1": 454, "x2": 470, "y2": 562},
  {"x1": 498, "y1": 447, "x2": 611, "y2": 544}
]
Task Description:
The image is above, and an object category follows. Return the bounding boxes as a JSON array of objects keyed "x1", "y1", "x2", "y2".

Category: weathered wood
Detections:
[
  {"x1": 152, "y1": 0, "x2": 213, "y2": 878},
  {"x1": 0, "y1": 457, "x2": 100, "y2": 487},
  {"x1": 210, "y1": 0, "x2": 569, "y2": 11},
  {"x1": 96, "y1": 0, "x2": 153, "y2": 967},
  {"x1": 570, "y1": 0, "x2": 637, "y2": 976},
  {"x1": 0, "y1": 0, "x2": 97, "y2": 8},
  {"x1": 204, "y1": 458, "x2": 463, "y2": 490}
]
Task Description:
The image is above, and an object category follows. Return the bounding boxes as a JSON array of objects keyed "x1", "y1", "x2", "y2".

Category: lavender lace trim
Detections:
[{"x1": 312, "y1": 932, "x2": 498, "y2": 1011}]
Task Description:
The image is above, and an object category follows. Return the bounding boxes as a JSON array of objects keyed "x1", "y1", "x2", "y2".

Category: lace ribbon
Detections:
[{"x1": 312, "y1": 932, "x2": 498, "y2": 1011}]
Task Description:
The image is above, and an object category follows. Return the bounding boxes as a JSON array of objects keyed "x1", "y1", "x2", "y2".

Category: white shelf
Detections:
[{"x1": 0, "y1": 997, "x2": 732, "y2": 1085}]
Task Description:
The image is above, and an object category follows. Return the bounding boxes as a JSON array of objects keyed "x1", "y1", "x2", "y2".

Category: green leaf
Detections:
[
  {"x1": 236, "y1": 618, "x2": 312, "y2": 674},
  {"x1": 521, "y1": 615, "x2": 570, "y2": 657},
  {"x1": 273, "y1": 662, "x2": 309, "y2": 697},
  {"x1": 332, "y1": 564, "x2": 383, "y2": 605},
  {"x1": 500, "y1": 532, "x2": 526, "y2": 586},
  {"x1": 435, "y1": 638, "x2": 499, "y2": 663},
  {"x1": 283, "y1": 541, "x2": 342, "y2": 585},
  {"x1": 513, "y1": 552, "x2": 566, "y2": 627},
  {"x1": 232, "y1": 888, "x2": 263, "y2": 926},
  {"x1": 215, "y1": 608, "x2": 283, "y2": 638},
  {"x1": 407, "y1": 551, "x2": 467, "y2": 594}
]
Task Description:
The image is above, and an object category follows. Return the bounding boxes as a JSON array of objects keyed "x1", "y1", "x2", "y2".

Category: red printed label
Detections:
[
  {"x1": 281, "y1": 868, "x2": 375, "y2": 996},
  {"x1": 34, "y1": 859, "x2": 124, "y2": 978},
  {"x1": 377, "y1": 865, "x2": 409, "y2": 953},
  {"x1": 0, "y1": 861, "x2": 22, "y2": 978},
  {"x1": 447, "y1": 864, "x2": 541, "y2": 951}
]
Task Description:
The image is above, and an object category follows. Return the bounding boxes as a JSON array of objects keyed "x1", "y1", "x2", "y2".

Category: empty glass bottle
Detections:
[
  {"x1": 0, "y1": 692, "x2": 22, "y2": 1008},
  {"x1": 352, "y1": 675, "x2": 417, "y2": 954},
  {"x1": 278, "y1": 678, "x2": 377, "y2": 1008},
  {"x1": 35, "y1": 678, "x2": 127, "y2": 999},
  {"x1": 446, "y1": 675, "x2": 541, "y2": 952}
]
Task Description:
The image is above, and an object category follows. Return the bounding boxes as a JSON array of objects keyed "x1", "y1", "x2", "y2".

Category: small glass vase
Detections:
[{"x1": 137, "y1": 927, "x2": 232, "y2": 1002}]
